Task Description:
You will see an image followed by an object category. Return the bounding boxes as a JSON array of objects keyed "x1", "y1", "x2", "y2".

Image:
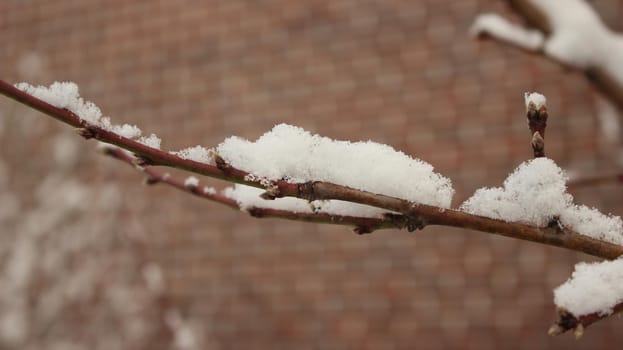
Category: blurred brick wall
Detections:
[{"x1": 3, "y1": 0, "x2": 623, "y2": 349}]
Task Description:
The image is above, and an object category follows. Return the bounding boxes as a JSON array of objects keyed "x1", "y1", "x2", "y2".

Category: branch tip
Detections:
[
  {"x1": 548, "y1": 324, "x2": 564, "y2": 336},
  {"x1": 573, "y1": 324, "x2": 584, "y2": 339}
]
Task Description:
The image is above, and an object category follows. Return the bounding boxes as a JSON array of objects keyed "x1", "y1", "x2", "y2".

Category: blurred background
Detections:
[{"x1": 2, "y1": 0, "x2": 623, "y2": 349}]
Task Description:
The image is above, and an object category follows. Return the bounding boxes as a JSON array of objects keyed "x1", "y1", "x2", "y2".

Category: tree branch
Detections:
[{"x1": 2, "y1": 79, "x2": 623, "y2": 260}]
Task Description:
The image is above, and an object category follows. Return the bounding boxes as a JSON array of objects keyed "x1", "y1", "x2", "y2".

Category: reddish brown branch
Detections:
[{"x1": 2, "y1": 79, "x2": 623, "y2": 260}]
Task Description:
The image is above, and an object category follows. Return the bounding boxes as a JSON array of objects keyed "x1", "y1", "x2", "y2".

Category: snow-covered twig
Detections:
[
  {"x1": 102, "y1": 147, "x2": 406, "y2": 234},
  {"x1": 525, "y1": 92, "x2": 548, "y2": 157},
  {"x1": 473, "y1": 0, "x2": 623, "y2": 109},
  {"x1": 2, "y1": 80, "x2": 623, "y2": 260}
]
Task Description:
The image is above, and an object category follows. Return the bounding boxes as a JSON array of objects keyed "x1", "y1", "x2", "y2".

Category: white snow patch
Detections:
[
  {"x1": 15, "y1": 82, "x2": 103, "y2": 125},
  {"x1": 173, "y1": 146, "x2": 213, "y2": 164},
  {"x1": 184, "y1": 176, "x2": 199, "y2": 188},
  {"x1": 554, "y1": 257, "x2": 623, "y2": 316},
  {"x1": 110, "y1": 124, "x2": 142, "y2": 139},
  {"x1": 471, "y1": 13, "x2": 544, "y2": 50},
  {"x1": 524, "y1": 92, "x2": 547, "y2": 110},
  {"x1": 139, "y1": 133, "x2": 162, "y2": 149},
  {"x1": 224, "y1": 184, "x2": 389, "y2": 218},
  {"x1": 202, "y1": 186, "x2": 216, "y2": 195},
  {"x1": 14, "y1": 82, "x2": 164, "y2": 144},
  {"x1": 217, "y1": 124, "x2": 454, "y2": 208},
  {"x1": 460, "y1": 158, "x2": 623, "y2": 245}
]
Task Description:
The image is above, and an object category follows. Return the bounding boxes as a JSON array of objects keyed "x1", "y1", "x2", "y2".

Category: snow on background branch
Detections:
[{"x1": 471, "y1": 0, "x2": 623, "y2": 83}]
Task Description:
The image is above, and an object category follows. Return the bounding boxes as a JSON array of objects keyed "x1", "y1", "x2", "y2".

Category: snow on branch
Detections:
[
  {"x1": 4, "y1": 80, "x2": 623, "y2": 336},
  {"x1": 549, "y1": 257, "x2": 623, "y2": 337},
  {"x1": 461, "y1": 157, "x2": 623, "y2": 246},
  {"x1": 2, "y1": 80, "x2": 623, "y2": 257},
  {"x1": 472, "y1": 0, "x2": 623, "y2": 108},
  {"x1": 217, "y1": 124, "x2": 455, "y2": 208},
  {"x1": 102, "y1": 147, "x2": 410, "y2": 234}
]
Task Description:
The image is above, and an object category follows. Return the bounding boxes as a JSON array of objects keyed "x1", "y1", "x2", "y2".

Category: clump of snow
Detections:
[
  {"x1": 202, "y1": 186, "x2": 216, "y2": 195},
  {"x1": 15, "y1": 82, "x2": 165, "y2": 147},
  {"x1": 139, "y1": 133, "x2": 162, "y2": 149},
  {"x1": 224, "y1": 184, "x2": 389, "y2": 218},
  {"x1": 15, "y1": 82, "x2": 103, "y2": 125},
  {"x1": 470, "y1": 13, "x2": 544, "y2": 50},
  {"x1": 554, "y1": 257, "x2": 623, "y2": 316},
  {"x1": 460, "y1": 158, "x2": 623, "y2": 245},
  {"x1": 560, "y1": 205, "x2": 623, "y2": 244},
  {"x1": 524, "y1": 92, "x2": 547, "y2": 110},
  {"x1": 217, "y1": 124, "x2": 454, "y2": 208},
  {"x1": 173, "y1": 146, "x2": 213, "y2": 164},
  {"x1": 184, "y1": 176, "x2": 199, "y2": 187},
  {"x1": 110, "y1": 124, "x2": 142, "y2": 139}
]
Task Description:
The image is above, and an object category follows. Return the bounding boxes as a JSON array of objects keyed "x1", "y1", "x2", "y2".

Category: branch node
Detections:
[
  {"x1": 531, "y1": 131, "x2": 545, "y2": 157},
  {"x1": 260, "y1": 186, "x2": 281, "y2": 200},
  {"x1": 214, "y1": 155, "x2": 230, "y2": 172},
  {"x1": 133, "y1": 155, "x2": 153, "y2": 167},
  {"x1": 547, "y1": 216, "x2": 564, "y2": 232},
  {"x1": 247, "y1": 207, "x2": 264, "y2": 218},
  {"x1": 354, "y1": 226, "x2": 373, "y2": 235},
  {"x1": 383, "y1": 213, "x2": 426, "y2": 232},
  {"x1": 76, "y1": 126, "x2": 97, "y2": 139},
  {"x1": 406, "y1": 216, "x2": 426, "y2": 232},
  {"x1": 298, "y1": 182, "x2": 316, "y2": 201},
  {"x1": 144, "y1": 176, "x2": 159, "y2": 186}
]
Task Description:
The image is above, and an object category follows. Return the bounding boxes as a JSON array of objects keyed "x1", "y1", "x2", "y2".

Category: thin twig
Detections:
[
  {"x1": 526, "y1": 98, "x2": 548, "y2": 158},
  {"x1": 2, "y1": 79, "x2": 623, "y2": 259}
]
